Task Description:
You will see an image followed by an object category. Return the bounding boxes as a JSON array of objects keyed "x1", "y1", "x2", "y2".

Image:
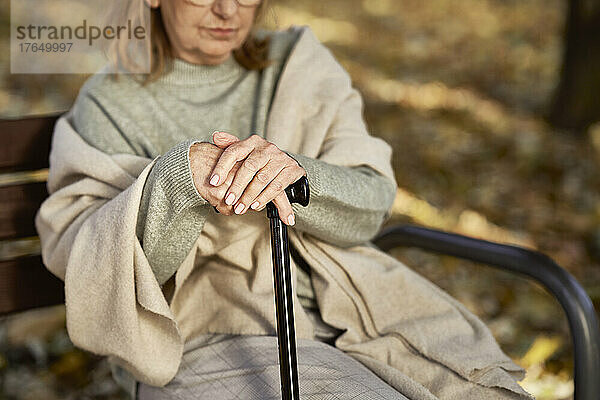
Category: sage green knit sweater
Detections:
[{"x1": 70, "y1": 28, "x2": 396, "y2": 309}]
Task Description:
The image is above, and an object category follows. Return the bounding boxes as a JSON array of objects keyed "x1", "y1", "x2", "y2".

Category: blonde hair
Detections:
[{"x1": 105, "y1": 0, "x2": 273, "y2": 84}]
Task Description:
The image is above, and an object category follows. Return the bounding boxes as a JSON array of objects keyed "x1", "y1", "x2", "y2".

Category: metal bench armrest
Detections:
[{"x1": 373, "y1": 224, "x2": 600, "y2": 400}]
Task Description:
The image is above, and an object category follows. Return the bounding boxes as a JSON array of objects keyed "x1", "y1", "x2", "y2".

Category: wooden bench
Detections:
[
  {"x1": 0, "y1": 114, "x2": 63, "y2": 313},
  {"x1": 1, "y1": 114, "x2": 598, "y2": 399}
]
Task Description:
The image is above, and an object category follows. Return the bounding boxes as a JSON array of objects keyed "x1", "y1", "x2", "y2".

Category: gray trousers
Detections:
[
  {"x1": 137, "y1": 334, "x2": 409, "y2": 400},
  {"x1": 137, "y1": 333, "x2": 530, "y2": 400}
]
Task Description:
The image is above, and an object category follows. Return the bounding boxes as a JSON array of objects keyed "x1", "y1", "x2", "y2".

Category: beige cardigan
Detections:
[{"x1": 35, "y1": 26, "x2": 530, "y2": 399}]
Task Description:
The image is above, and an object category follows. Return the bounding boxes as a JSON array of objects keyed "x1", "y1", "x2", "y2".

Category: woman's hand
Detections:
[
  {"x1": 209, "y1": 131, "x2": 306, "y2": 226},
  {"x1": 189, "y1": 141, "x2": 243, "y2": 215}
]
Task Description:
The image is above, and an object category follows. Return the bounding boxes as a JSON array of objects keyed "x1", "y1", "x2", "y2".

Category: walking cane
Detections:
[{"x1": 267, "y1": 176, "x2": 310, "y2": 400}]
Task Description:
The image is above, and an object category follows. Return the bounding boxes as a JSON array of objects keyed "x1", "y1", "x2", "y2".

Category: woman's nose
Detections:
[{"x1": 212, "y1": 0, "x2": 238, "y2": 19}]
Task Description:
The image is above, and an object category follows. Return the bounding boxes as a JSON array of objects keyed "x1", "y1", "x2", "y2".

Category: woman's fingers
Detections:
[
  {"x1": 250, "y1": 166, "x2": 306, "y2": 220},
  {"x1": 209, "y1": 135, "x2": 262, "y2": 186},
  {"x1": 228, "y1": 155, "x2": 285, "y2": 214},
  {"x1": 209, "y1": 161, "x2": 241, "y2": 215},
  {"x1": 232, "y1": 164, "x2": 279, "y2": 213},
  {"x1": 212, "y1": 131, "x2": 239, "y2": 149},
  {"x1": 271, "y1": 192, "x2": 295, "y2": 226}
]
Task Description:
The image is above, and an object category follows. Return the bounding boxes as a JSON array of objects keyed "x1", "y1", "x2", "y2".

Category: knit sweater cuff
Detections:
[
  {"x1": 285, "y1": 152, "x2": 324, "y2": 197},
  {"x1": 284, "y1": 152, "x2": 396, "y2": 247},
  {"x1": 288, "y1": 152, "x2": 396, "y2": 205},
  {"x1": 152, "y1": 139, "x2": 208, "y2": 213},
  {"x1": 137, "y1": 139, "x2": 212, "y2": 285}
]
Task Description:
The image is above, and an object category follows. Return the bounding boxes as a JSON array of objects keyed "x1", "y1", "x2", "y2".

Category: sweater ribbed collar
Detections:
[{"x1": 157, "y1": 55, "x2": 245, "y2": 86}]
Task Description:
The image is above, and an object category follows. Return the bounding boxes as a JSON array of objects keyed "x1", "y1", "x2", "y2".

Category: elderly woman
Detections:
[{"x1": 35, "y1": 0, "x2": 533, "y2": 399}]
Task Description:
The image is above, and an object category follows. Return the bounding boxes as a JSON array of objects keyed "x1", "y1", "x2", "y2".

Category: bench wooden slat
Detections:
[
  {"x1": 0, "y1": 255, "x2": 64, "y2": 316},
  {"x1": 0, "y1": 182, "x2": 48, "y2": 241},
  {"x1": 0, "y1": 115, "x2": 60, "y2": 172}
]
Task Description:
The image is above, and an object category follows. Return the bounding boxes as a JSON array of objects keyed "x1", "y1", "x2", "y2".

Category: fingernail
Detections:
[
  {"x1": 225, "y1": 193, "x2": 236, "y2": 205},
  {"x1": 235, "y1": 203, "x2": 245, "y2": 214},
  {"x1": 210, "y1": 174, "x2": 220, "y2": 186},
  {"x1": 287, "y1": 214, "x2": 295, "y2": 226},
  {"x1": 250, "y1": 201, "x2": 260, "y2": 210}
]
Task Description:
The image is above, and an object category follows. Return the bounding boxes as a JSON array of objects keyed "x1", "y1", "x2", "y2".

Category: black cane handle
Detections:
[{"x1": 285, "y1": 176, "x2": 310, "y2": 207}]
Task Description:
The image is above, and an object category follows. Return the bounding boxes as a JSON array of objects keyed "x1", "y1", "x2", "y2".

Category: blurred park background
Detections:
[{"x1": 1, "y1": 0, "x2": 599, "y2": 399}]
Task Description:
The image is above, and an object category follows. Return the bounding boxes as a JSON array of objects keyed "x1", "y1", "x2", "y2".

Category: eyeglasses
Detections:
[{"x1": 184, "y1": 0, "x2": 262, "y2": 6}]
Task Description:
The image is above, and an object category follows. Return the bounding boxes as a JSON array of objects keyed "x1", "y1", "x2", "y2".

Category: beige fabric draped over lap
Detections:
[{"x1": 35, "y1": 26, "x2": 531, "y2": 399}]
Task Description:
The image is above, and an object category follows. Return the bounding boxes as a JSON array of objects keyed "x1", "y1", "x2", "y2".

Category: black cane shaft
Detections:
[
  {"x1": 266, "y1": 176, "x2": 309, "y2": 400},
  {"x1": 269, "y1": 213, "x2": 300, "y2": 400}
]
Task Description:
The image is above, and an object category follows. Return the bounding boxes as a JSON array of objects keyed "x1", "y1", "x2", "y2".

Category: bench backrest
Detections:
[{"x1": 0, "y1": 114, "x2": 65, "y2": 315}]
